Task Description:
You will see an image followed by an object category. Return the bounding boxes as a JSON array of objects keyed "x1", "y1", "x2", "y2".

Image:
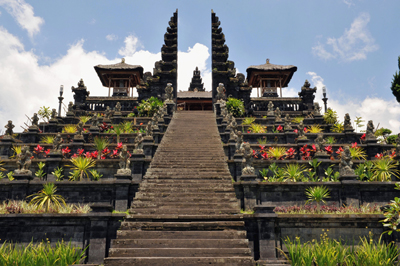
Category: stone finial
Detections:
[
  {"x1": 241, "y1": 143, "x2": 255, "y2": 175},
  {"x1": 121, "y1": 58, "x2": 125, "y2": 63},
  {"x1": 266, "y1": 59, "x2": 270, "y2": 64},
  {"x1": 165, "y1": 83, "x2": 174, "y2": 103},
  {"x1": 339, "y1": 146, "x2": 354, "y2": 176},
  {"x1": 343, "y1": 113, "x2": 354, "y2": 132},
  {"x1": 5, "y1": 120, "x2": 14, "y2": 136},
  {"x1": 51, "y1": 109, "x2": 57, "y2": 119},
  {"x1": 117, "y1": 145, "x2": 131, "y2": 175},
  {"x1": 78, "y1": 78, "x2": 85, "y2": 87},
  {"x1": 52, "y1": 133, "x2": 63, "y2": 152},
  {"x1": 15, "y1": 146, "x2": 32, "y2": 175}
]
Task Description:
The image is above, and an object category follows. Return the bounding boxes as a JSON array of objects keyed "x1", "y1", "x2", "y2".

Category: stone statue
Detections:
[
  {"x1": 31, "y1": 113, "x2": 39, "y2": 127},
  {"x1": 15, "y1": 146, "x2": 32, "y2": 175},
  {"x1": 235, "y1": 131, "x2": 243, "y2": 154},
  {"x1": 91, "y1": 113, "x2": 99, "y2": 127},
  {"x1": 146, "y1": 121, "x2": 153, "y2": 137},
  {"x1": 227, "y1": 116, "x2": 238, "y2": 133},
  {"x1": 115, "y1": 102, "x2": 122, "y2": 112},
  {"x1": 297, "y1": 121, "x2": 307, "y2": 140},
  {"x1": 314, "y1": 133, "x2": 326, "y2": 153},
  {"x1": 52, "y1": 133, "x2": 63, "y2": 152},
  {"x1": 151, "y1": 113, "x2": 159, "y2": 130},
  {"x1": 366, "y1": 120, "x2": 375, "y2": 139},
  {"x1": 5, "y1": 120, "x2": 14, "y2": 136},
  {"x1": 67, "y1": 102, "x2": 74, "y2": 113},
  {"x1": 314, "y1": 103, "x2": 321, "y2": 116},
  {"x1": 76, "y1": 121, "x2": 84, "y2": 136},
  {"x1": 165, "y1": 83, "x2": 174, "y2": 103},
  {"x1": 134, "y1": 133, "x2": 144, "y2": 153},
  {"x1": 105, "y1": 106, "x2": 113, "y2": 119},
  {"x1": 117, "y1": 145, "x2": 131, "y2": 175},
  {"x1": 216, "y1": 83, "x2": 226, "y2": 102},
  {"x1": 284, "y1": 114, "x2": 292, "y2": 131},
  {"x1": 51, "y1": 109, "x2": 57, "y2": 120},
  {"x1": 339, "y1": 146, "x2": 354, "y2": 176},
  {"x1": 241, "y1": 143, "x2": 255, "y2": 175},
  {"x1": 343, "y1": 113, "x2": 354, "y2": 132},
  {"x1": 78, "y1": 78, "x2": 85, "y2": 87},
  {"x1": 275, "y1": 107, "x2": 282, "y2": 122},
  {"x1": 267, "y1": 101, "x2": 274, "y2": 116}
]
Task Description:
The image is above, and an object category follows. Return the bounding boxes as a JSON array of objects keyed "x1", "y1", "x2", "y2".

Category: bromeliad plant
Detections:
[
  {"x1": 282, "y1": 164, "x2": 307, "y2": 182},
  {"x1": 27, "y1": 183, "x2": 66, "y2": 212},
  {"x1": 371, "y1": 157, "x2": 400, "y2": 181},
  {"x1": 323, "y1": 108, "x2": 338, "y2": 124},
  {"x1": 305, "y1": 186, "x2": 330, "y2": 212},
  {"x1": 68, "y1": 156, "x2": 96, "y2": 181},
  {"x1": 40, "y1": 135, "x2": 55, "y2": 144},
  {"x1": 62, "y1": 124, "x2": 77, "y2": 134},
  {"x1": 249, "y1": 123, "x2": 266, "y2": 133},
  {"x1": 307, "y1": 124, "x2": 323, "y2": 133},
  {"x1": 266, "y1": 147, "x2": 287, "y2": 160},
  {"x1": 331, "y1": 122, "x2": 344, "y2": 133}
]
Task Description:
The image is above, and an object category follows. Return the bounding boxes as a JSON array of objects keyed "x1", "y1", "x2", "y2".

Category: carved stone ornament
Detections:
[
  {"x1": 216, "y1": 83, "x2": 226, "y2": 103},
  {"x1": 275, "y1": 107, "x2": 282, "y2": 122},
  {"x1": 267, "y1": 101, "x2": 274, "y2": 116},
  {"x1": 15, "y1": 146, "x2": 32, "y2": 175},
  {"x1": 5, "y1": 120, "x2": 14, "y2": 136},
  {"x1": 339, "y1": 146, "x2": 355, "y2": 176},
  {"x1": 241, "y1": 143, "x2": 255, "y2": 175},
  {"x1": 52, "y1": 133, "x2": 63, "y2": 152},
  {"x1": 165, "y1": 83, "x2": 174, "y2": 103},
  {"x1": 284, "y1": 114, "x2": 292, "y2": 131},
  {"x1": 133, "y1": 133, "x2": 144, "y2": 154},
  {"x1": 31, "y1": 113, "x2": 39, "y2": 127},
  {"x1": 117, "y1": 145, "x2": 131, "y2": 175},
  {"x1": 314, "y1": 133, "x2": 326, "y2": 153},
  {"x1": 366, "y1": 120, "x2": 375, "y2": 139}
]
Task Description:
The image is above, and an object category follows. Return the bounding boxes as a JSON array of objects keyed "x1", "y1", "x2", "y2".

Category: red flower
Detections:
[
  {"x1": 110, "y1": 126, "x2": 114, "y2": 129},
  {"x1": 312, "y1": 144, "x2": 316, "y2": 151},
  {"x1": 91, "y1": 151, "x2": 98, "y2": 158},
  {"x1": 139, "y1": 123, "x2": 143, "y2": 126},
  {"x1": 116, "y1": 142, "x2": 123, "y2": 149},
  {"x1": 101, "y1": 156, "x2": 106, "y2": 160},
  {"x1": 336, "y1": 147, "x2": 344, "y2": 155},
  {"x1": 294, "y1": 129, "x2": 298, "y2": 134},
  {"x1": 111, "y1": 149, "x2": 119, "y2": 158},
  {"x1": 85, "y1": 152, "x2": 92, "y2": 158},
  {"x1": 30, "y1": 156, "x2": 34, "y2": 159},
  {"x1": 361, "y1": 134, "x2": 366, "y2": 140},
  {"x1": 375, "y1": 153, "x2": 383, "y2": 159},
  {"x1": 71, "y1": 154, "x2": 78, "y2": 158},
  {"x1": 83, "y1": 128, "x2": 87, "y2": 132},
  {"x1": 261, "y1": 152, "x2": 268, "y2": 160},
  {"x1": 286, "y1": 148, "x2": 296, "y2": 159},
  {"x1": 34, "y1": 144, "x2": 44, "y2": 154},
  {"x1": 390, "y1": 150, "x2": 396, "y2": 159},
  {"x1": 277, "y1": 125, "x2": 283, "y2": 132},
  {"x1": 77, "y1": 148, "x2": 85, "y2": 156},
  {"x1": 62, "y1": 146, "x2": 71, "y2": 155},
  {"x1": 325, "y1": 145, "x2": 333, "y2": 154},
  {"x1": 44, "y1": 149, "x2": 51, "y2": 155},
  {"x1": 304, "y1": 127, "x2": 308, "y2": 133},
  {"x1": 247, "y1": 131, "x2": 250, "y2": 133},
  {"x1": 102, "y1": 148, "x2": 110, "y2": 155},
  {"x1": 351, "y1": 142, "x2": 358, "y2": 149}
]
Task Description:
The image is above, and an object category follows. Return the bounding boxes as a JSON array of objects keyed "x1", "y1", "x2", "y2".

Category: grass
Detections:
[
  {"x1": 0, "y1": 200, "x2": 90, "y2": 214},
  {"x1": 240, "y1": 209, "x2": 255, "y2": 214},
  {"x1": 274, "y1": 203, "x2": 381, "y2": 214},
  {"x1": 0, "y1": 240, "x2": 86, "y2": 266}
]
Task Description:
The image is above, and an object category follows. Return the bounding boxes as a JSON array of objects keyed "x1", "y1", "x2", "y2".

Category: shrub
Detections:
[
  {"x1": 28, "y1": 183, "x2": 66, "y2": 212},
  {"x1": 137, "y1": 96, "x2": 163, "y2": 117},
  {"x1": 387, "y1": 134, "x2": 398, "y2": 144},
  {"x1": 40, "y1": 135, "x2": 55, "y2": 144},
  {"x1": 249, "y1": 123, "x2": 266, "y2": 133},
  {"x1": 323, "y1": 108, "x2": 338, "y2": 124},
  {"x1": 242, "y1": 117, "x2": 256, "y2": 125},
  {"x1": 331, "y1": 122, "x2": 344, "y2": 133},
  {"x1": 226, "y1": 97, "x2": 245, "y2": 117},
  {"x1": 305, "y1": 186, "x2": 330, "y2": 212}
]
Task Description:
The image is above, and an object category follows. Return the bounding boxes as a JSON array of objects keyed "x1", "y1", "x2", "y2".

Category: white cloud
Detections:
[
  {"x1": 307, "y1": 71, "x2": 400, "y2": 133},
  {"x1": 106, "y1": 34, "x2": 117, "y2": 41},
  {"x1": 118, "y1": 35, "x2": 142, "y2": 57},
  {"x1": 0, "y1": 0, "x2": 44, "y2": 37},
  {"x1": 312, "y1": 13, "x2": 378, "y2": 62},
  {"x1": 0, "y1": 29, "x2": 212, "y2": 131},
  {"x1": 343, "y1": 0, "x2": 354, "y2": 7}
]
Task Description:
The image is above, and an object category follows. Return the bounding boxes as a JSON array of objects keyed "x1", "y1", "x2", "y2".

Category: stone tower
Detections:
[{"x1": 188, "y1": 67, "x2": 205, "y2": 92}]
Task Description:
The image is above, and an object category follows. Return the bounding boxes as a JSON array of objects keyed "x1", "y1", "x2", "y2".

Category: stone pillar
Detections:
[
  {"x1": 114, "y1": 174, "x2": 131, "y2": 211},
  {"x1": 131, "y1": 153, "x2": 145, "y2": 182},
  {"x1": 88, "y1": 203, "x2": 113, "y2": 265},
  {"x1": 266, "y1": 115, "x2": 275, "y2": 125},
  {"x1": 153, "y1": 128, "x2": 161, "y2": 144},
  {"x1": 241, "y1": 180, "x2": 258, "y2": 211},
  {"x1": 45, "y1": 152, "x2": 64, "y2": 182},
  {"x1": 166, "y1": 102, "x2": 175, "y2": 116},
  {"x1": 214, "y1": 103, "x2": 221, "y2": 116},
  {"x1": 254, "y1": 206, "x2": 278, "y2": 259},
  {"x1": 0, "y1": 136, "x2": 15, "y2": 159},
  {"x1": 228, "y1": 139, "x2": 236, "y2": 160},
  {"x1": 340, "y1": 175, "x2": 360, "y2": 207},
  {"x1": 233, "y1": 153, "x2": 243, "y2": 182},
  {"x1": 143, "y1": 136, "x2": 154, "y2": 159}
]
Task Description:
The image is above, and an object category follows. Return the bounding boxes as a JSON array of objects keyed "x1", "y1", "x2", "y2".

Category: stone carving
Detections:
[
  {"x1": 241, "y1": 143, "x2": 255, "y2": 175},
  {"x1": 235, "y1": 131, "x2": 243, "y2": 154},
  {"x1": 51, "y1": 109, "x2": 57, "y2": 120},
  {"x1": 78, "y1": 78, "x2": 85, "y2": 87},
  {"x1": 297, "y1": 121, "x2": 307, "y2": 140},
  {"x1": 146, "y1": 121, "x2": 153, "y2": 137},
  {"x1": 91, "y1": 113, "x2": 99, "y2": 127},
  {"x1": 314, "y1": 102, "x2": 321, "y2": 116},
  {"x1": 115, "y1": 102, "x2": 122, "y2": 113},
  {"x1": 275, "y1": 107, "x2": 282, "y2": 122},
  {"x1": 76, "y1": 121, "x2": 84, "y2": 136},
  {"x1": 151, "y1": 113, "x2": 159, "y2": 130},
  {"x1": 343, "y1": 113, "x2": 354, "y2": 132},
  {"x1": 117, "y1": 145, "x2": 131, "y2": 175},
  {"x1": 339, "y1": 146, "x2": 354, "y2": 176},
  {"x1": 314, "y1": 133, "x2": 326, "y2": 154},
  {"x1": 52, "y1": 133, "x2": 63, "y2": 152},
  {"x1": 227, "y1": 116, "x2": 238, "y2": 132},
  {"x1": 105, "y1": 106, "x2": 113, "y2": 119},
  {"x1": 165, "y1": 83, "x2": 174, "y2": 103},
  {"x1": 267, "y1": 101, "x2": 274, "y2": 116},
  {"x1": 216, "y1": 83, "x2": 226, "y2": 102},
  {"x1": 15, "y1": 146, "x2": 32, "y2": 175},
  {"x1": 284, "y1": 114, "x2": 292, "y2": 131},
  {"x1": 366, "y1": 120, "x2": 375, "y2": 139},
  {"x1": 67, "y1": 102, "x2": 74, "y2": 115},
  {"x1": 5, "y1": 120, "x2": 14, "y2": 136},
  {"x1": 220, "y1": 101, "x2": 228, "y2": 121},
  {"x1": 31, "y1": 113, "x2": 39, "y2": 127},
  {"x1": 133, "y1": 133, "x2": 144, "y2": 154}
]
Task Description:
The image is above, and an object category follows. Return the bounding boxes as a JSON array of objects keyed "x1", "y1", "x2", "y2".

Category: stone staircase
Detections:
[{"x1": 104, "y1": 111, "x2": 282, "y2": 266}]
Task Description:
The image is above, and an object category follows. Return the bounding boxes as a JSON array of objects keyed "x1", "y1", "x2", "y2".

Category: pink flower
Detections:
[
  {"x1": 44, "y1": 149, "x2": 51, "y2": 155},
  {"x1": 112, "y1": 149, "x2": 119, "y2": 157},
  {"x1": 336, "y1": 147, "x2": 344, "y2": 155},
  {"x1": 325, "y1": 145, "x2": 333, "y2": 154},
  {"x1": 85, "y1": 152, "x2": 92, "y2": 158},
  {"x1": 361, "y1": 134, "x2": 366, "y2": 140},
  {"x1": 277, "y1": 125, "x2": 283, "y2": 132},
  {"x1": 34, "y1": 144, "x2": 44, "y2": 154},
  {"x1": 62, "y1": 146, "x2": 71, "y2": 155},
  {"x1": 375, "y1": 153, "x2": 383, "y2": 159},
  {"x1": 116, "y1": 143, "x2": 123, "y2": 149},
  {"x1": 91, "y1": 151, "x2": 98, "y2": 158},
  {"x1": 351, "y1": 142, "x2": 358, "y2": 149},
  {"x1": 294, "y1": 129, "x2": 298, "y2": 134},
  {"x1": 77, "y1": 148, "x2": 85, "y2": 156},
  {"x1": 101, "y1": 156, "x2": 106, "y2": 160},
  {"x1": 71, "y1": 154, "x2": 78, "y2": 158},
  {"x1": 304, "y1": 127, "x2": 308, "y2": 133}
]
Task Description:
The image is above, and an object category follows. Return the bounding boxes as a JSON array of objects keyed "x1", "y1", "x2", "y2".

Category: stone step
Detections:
[
  {"x1": 108, "y1": 247, "x2": 252, "y2": 257},
  {"x1": 137, "y1": 187, "x2": 235, "y2": 193},
  {"x1": 143, "y1": 179, "x2": 231, "y2": 184},
  {"x1": 110, "y1": 238, "x2": 249, "y2": 249},
  {"x1": 135, "y1": 192, "x2": 237, "y2": 199},
  {"x1": 116, "y1": 230, "x2": 248, "y2": 240},
  {"x1": 130, "y1": 208, "x2": 239, "y2": 215},
  {"x1": 120, "y1": 221, "x2": 245, "y2": 231},
  {"x1": 131, "y1": 202, "x2": 240, "y2": 209},
  {"x1": 104, "y1": 257, "x2": 255, "y2": 266},
  {"x1": 134, "y1": 197, "x2": 238, "y2": 203}
]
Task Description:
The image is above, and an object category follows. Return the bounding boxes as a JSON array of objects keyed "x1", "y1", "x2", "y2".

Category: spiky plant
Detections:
[
  {"x1": 349, "y1": 147, "x2": 367, "y2": 160},
  {"x1": 28, "y1": 183, "x2": 66, "y2": 212},
  {"x1": 40, "y1": 135, "x2": 55, "y2": 144},
  {"x1": 79, "y1": 116, "x2": 91, "y2": 124},
  {"x1": 62, "y1": 125, "x2": 77, "y2": 134},
  {"x1": 371, "y1": 158, "x2": 400, "y2": 181},
  {"x1": 93, "y1": 136, "x2": 110, "y2": 159},
  {"x1": 242, "y1": 117, "x2": 256, "y2": 125},
  {"x1": 10, "y1": 145, "x2": 22, "y2": 159},
  {"x1": 249, "y1": 123, "x2": 266, "y2": 133},
  {"x1": 121, "y1": 121, "x2": 134, "y2": 133},
  {"x1": 324, "y1": 136, "x2": 336, "y2": 144},
  {"x1": 266, "y1": 147, "x2": 287, "y2": 160},
  {"x1": 291, "y1": 116, "x2": 304, "y2": 124},
  {"x1": 305, "y1": 186, "x2": 330, "y2": 212},
  {"x1": 323, "y1": 108, "x2": 338, "y2": 124},
  {"x1": 307, "y1": 124, "x2": 323, "y2": 133},
  {"x1": 0, "y1": 160, "x2": 5, "y2": 172},
  {"x1": 331, "y1": 122, "x2": 344, "y2": 133},
  {"x1": 282, "y1": 164, "x2": 307, "y2": 182},
  {"x1": 68, "y1": 157, "x2": 96, "y2": 181}
]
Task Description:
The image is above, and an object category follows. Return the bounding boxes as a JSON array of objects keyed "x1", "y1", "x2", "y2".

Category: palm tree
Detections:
[
  {"x1": 69, "y1": 156, "x2": 96, "y2": 181},
  {"x1": 305, "y1": 186, "x2": 330, "y2": 212},
  {"x1": 28, "y1": 183, "x2": 66, "y2": 212}
]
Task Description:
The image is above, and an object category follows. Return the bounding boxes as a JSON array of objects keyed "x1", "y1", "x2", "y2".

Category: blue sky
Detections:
[{"x1": 0, "y1": 0, "x2": 400, "y2": 133}]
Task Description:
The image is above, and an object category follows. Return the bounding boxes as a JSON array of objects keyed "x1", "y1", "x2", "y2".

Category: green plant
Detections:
[
  {"x1": 265, "y1": 163, "x2": 285, "y2": 182},
  {"x1": 307, "y1": 124, "x2": 323, "y2": 133},
  {"x1": 62, "y1": 124, "x2": 77, "y2": 134},
  {"x1": 93, "y1": 136, "x2": 110, "y2": 159},
  {"x1": 137, "y1": 96, "x2": 163, "y2": 117},
  {"x1": 390, "y1": 55, "x2": 400, "y2": 103},
  {"x1": 10, "y1": 145, "x2": 22, "y2": 159},
  {"x1": 371, "y1": 158, "x2": 400, "y2": 181},
  {"x1": 349, "y1": 146, "x2": 367, "y2": 160},
  {"x1": 242, "y1": 117, "x2": 256, "y2": 125},
  {"x1": 375, "y1": 127, "x2": 392, "y2": 143},
  {"x1": 0, "y1": 160, "x2": 5, "y2": 172},
  {"x1": 35, "y1": 162, "x2": 46, "y2": 179},
  {"x1": 68, "y1": 157, "x2": 96, "y2": 181},
  {"x1": 259, "y1": 169, "x2": 269, "y2": 180},
  {"x1": 323, "y1": 108, "x2": 338, "y2": 124},
  {"x1": 226, "y1": 97, "x2": 245, "y2": 117},
  {"x1": 0, "y1": 172, "x2": 5, "y2": 179},
  {"x1": 121, "y1": 121, "x2": 134, "y2": 133},
  {"x1": 240, "y1": 209, "x2": 255, "y2": 214},
  {"x1": 37, "y1": 106, "x2": 51, "y2": 123},
  {"x1": 7, "y1": 171, "x2": 14, "y2": 181},
  {"x1": 266, "y1": 147, "x2": 287, "y2": 160},
  {"x1": 354, "y1": 161, "x2": 373, "y2": 181},
  {"x1": 324, "y1": 136, "x2": 336, "y2": 144},
  {"x1": 51, "y1": 167, "x2": 64, "y2": 181},
  {"x1": 291, "y1": 116, "x2": 304, "y2": 124},
  {"x1": 387, "y1": 134, "x2": 399, "y2": 145},
  {"x1": 282, "y1": 164, "x2": 307, "y2": 182},
  {"x1": 127, "y1": 112, "x2": 136, "y2": 117},
  {"x1": 305, "y1": 186, "x2": 330, "y2": 212},
  {"x1": 249, "y1": 123, "x2": 266, "y2": 133},
  {"x1": 111, "y1": 124, "x2": 124, "y2": 143},
  {"x1": 354, "y1": 116, "x2": 365, "y2": 132},
  {"x1": 0, "y1": 240, "x2": 86, "y2": 266},
  {"x1": 257, "y1": 137, "x2": 267, "y2": 145},
  {"x1": 89, "y1": 169, "x2": 103, "y2": 181},
  {"x1": 79, "y1": 116, "x2": 91, "y2": 124},
  {"x1": 323, "y1": 166, "x2": 340, "y2": 182},
  {"x1": 331, "y1": 122, "x2": 344, "y2": 133},
  {"x1": 40, "y1": 135, "x2": 55, "y2": 144},
  {"x1": 28, "y1": 183, "x2": 66, "y2": 212}
]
